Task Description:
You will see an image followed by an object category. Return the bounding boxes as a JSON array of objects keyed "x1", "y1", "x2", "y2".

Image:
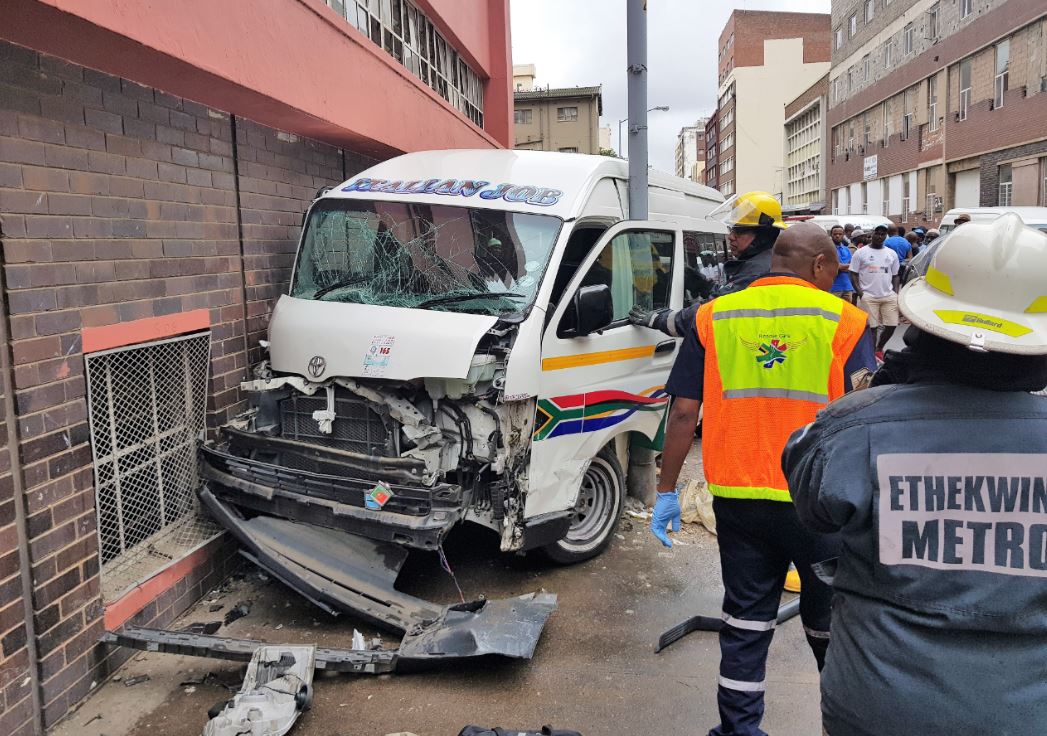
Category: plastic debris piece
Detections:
[
  {"x1": 352, "y1": 630, "x2": 365, "y2": 650},
  {"x1": 123, "y1": 674, "x2": 150, "y2": 687},
  {"x1": 182, "y1": 621, "x2": 222, "y2": 636},
  {"x1": 203, "y1": 645, "x2": 315, "y2": 736},
  {"x1": 223, "y1": 601, "x2": 252, "y2": 625}
]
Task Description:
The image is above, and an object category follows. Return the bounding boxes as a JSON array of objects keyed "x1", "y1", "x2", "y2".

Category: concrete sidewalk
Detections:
[{"x1": 55, "y1": 443, "x2": 822, "y2": 736}]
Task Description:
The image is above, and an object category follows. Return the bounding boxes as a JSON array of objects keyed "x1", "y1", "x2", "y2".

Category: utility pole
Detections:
[
  {"x1": 626, "y1": 0, "x2": 648, "y2": 219},
  {"x1": 625, "y1": 0, "x2": 657, "y2": 506}
]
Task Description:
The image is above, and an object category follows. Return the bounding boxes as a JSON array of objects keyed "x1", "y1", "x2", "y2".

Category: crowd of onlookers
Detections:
[{"x1": 827, "y1": 219, "x2": 951, "y2": 359}]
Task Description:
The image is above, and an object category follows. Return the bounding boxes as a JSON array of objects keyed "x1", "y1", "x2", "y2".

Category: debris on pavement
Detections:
[
  {"x1": 203, "y1": 644, "x2": 315, "y2": 736},
  {"x1": 209, "y1": 604, "x2": 224, "y2": 613},
  {"x1": 181, "y1": 621, "x2": 223, "y2": 636},
  {"x1": 623, "y1": 496, "x2": 651, "y2": 520},
  {"x1": 679, "y1": 480, "x2": 716, "y2": 534},
  {"x1": 123, "y1": 674, "x2": 150, "y2": 687},
  {"x1": 223, "y1": 601, "x2": 252, "y2": 625}
]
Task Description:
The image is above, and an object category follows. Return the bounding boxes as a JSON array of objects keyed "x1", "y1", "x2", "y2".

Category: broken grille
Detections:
[
  {"x1": 85, "y1": 332, "x2": 219, "y2": 602},
  {"x1": 279, "y1": 391, "x2": 395, "y2": 455}
]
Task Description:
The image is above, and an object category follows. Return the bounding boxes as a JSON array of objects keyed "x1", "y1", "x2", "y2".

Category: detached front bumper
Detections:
[
  {"x1": 201, "y1": 428, "x2": 463, "y2": 550},
  {"x1": 198, "y1": 489, "x2": 557, "y2": 662}
]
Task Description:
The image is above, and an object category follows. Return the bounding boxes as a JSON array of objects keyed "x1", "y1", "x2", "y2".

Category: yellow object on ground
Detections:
[{"x1": 784, "y1": 566, "x2": 802, "y2": 593}]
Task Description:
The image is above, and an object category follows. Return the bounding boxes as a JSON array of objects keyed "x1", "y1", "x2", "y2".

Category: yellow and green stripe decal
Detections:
[{"x1": 541, "y1": 345, "x2": 656, "y2": 371}]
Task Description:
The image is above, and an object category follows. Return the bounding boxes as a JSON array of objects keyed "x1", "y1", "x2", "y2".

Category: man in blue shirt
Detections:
[
  {"x1": 829, "y1": 225, "x2": 854, "y2": 303},
  {"x1": 883, "y1": 225, "x2": 911, "y2": 263}
]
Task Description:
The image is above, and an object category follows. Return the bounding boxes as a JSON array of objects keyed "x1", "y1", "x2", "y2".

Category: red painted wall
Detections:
[{"x1": 1, "y1": 0, "x2": 511, "y2": 156}]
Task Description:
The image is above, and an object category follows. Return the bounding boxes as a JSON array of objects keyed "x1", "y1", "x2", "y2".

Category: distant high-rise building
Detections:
[
  {"x1": 705, "y1": 112, "x2": 720, "y2": 191},
  {"x1": 827, "y1": 0, "x2": 1047, "y2": 225},
  {"x1": 675, "y1": 118, "x2": 709, "y2": 182},
  {"x1": 715, "y1": 10, "x2": 831, "y2": 198},
  {"x1": 783, "y1": 74, "x2": 828, "y2": 212},
  {"x1": 599, "y1": 125, "x2": 613, "y2": 152}
]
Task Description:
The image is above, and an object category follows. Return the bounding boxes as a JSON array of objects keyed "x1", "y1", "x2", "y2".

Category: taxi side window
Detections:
[{"x1": 577, "y1": 230, "x2": 675, "y2": 322}]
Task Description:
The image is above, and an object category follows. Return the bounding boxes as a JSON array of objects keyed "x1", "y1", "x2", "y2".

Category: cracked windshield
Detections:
[{"x1": 292, "y1": 199, "x2": 563, "y2": 316}]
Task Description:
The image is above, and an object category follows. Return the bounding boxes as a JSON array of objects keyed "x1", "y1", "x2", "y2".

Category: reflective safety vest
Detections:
[{"x1": 695, "y1": 275, "x2": 868, "y2": 502}]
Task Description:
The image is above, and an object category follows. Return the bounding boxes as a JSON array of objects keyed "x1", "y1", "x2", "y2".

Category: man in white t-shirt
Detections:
[{"x1": 849, "y1": 224, "x2": 900, "y2": 356}]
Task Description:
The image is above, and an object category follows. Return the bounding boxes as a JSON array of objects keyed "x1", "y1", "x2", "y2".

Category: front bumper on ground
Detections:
[
  {"x1": 198, "y1": 489, "x2": 557, "y2": 662},
  {"x1": 200, "y1": 429, "x2": 462, "y2": 550}
]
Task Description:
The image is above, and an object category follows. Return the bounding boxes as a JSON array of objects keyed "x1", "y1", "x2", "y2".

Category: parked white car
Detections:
[{"x1": 939, "y1": 207, "x2": 1047, "y2": 234}]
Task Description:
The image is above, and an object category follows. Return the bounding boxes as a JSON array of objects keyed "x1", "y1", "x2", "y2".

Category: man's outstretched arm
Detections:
[{"x1": 658, "y1": 398, "x2": 701, "y2": 492}]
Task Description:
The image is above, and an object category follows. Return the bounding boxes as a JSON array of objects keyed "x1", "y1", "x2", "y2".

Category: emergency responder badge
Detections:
[
  {"x1": 741, "y1": 336, "x2": 807, "y2": 369},
  {"x1": 365, "y1": 482, "x2": 394, "y2": 510}
]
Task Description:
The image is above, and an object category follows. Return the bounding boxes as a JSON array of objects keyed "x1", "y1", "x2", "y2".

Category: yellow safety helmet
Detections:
[
  {"x1": 708, "y1": 191, "x2": 786, "y2": 230},
  {"x1": 899, "y1": 213, "x2": 1047, "y2": 354}
]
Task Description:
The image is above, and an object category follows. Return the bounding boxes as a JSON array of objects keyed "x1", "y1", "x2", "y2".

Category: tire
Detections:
[{"x1": 541, "y1": 445, "x2": 624, "y2": 564}]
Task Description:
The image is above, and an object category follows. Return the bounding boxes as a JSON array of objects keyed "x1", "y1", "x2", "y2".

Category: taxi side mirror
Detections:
[{"x1": 562, "y1": 284, "x2": 614, "y2": 337}]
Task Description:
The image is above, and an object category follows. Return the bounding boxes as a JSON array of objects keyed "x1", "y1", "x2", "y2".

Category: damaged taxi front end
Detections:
[{"x1": 199, "y1": 161, "x2": 569, "y2": 655}]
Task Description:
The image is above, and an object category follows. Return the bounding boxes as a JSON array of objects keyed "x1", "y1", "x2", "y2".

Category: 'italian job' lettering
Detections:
[
  {"x1": 878, "y1": 453, "x2": 1047, "y2": 578},
  {"x1": 341, "y1": 177, "x2": 563, "y2": 207}
]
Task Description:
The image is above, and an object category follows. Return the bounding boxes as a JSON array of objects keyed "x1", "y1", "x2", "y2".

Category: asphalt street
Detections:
[{"x1": 54, "y1": 440, "x2": 821, "y2": 736}]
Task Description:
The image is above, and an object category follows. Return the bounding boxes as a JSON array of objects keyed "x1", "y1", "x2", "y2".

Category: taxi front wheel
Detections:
[{"x1": 540, "y1": 445, "x2": 624, "y2": 564}]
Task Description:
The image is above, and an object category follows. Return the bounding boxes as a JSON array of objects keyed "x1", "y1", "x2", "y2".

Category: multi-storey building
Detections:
[
  {"x1": 705, "y1": 112, "x2": 720, "y2": 190},
  {"x1": 784, "y1": 74, "x2": 829, "y2": 211},
  {"x1": 675, "y1": 119, "x2": 709, "y2": 182},
  {"x1": 513, "y1": 85, "x2": 603, "y2": 154},
  {"x1": 715, "y1": 10, "x2": 831, "y2": 198},
  {"x1": 827, "y1": 0, "x2": 1047, "y2": 223},
  {"x1": 0, "y1": 1, "x2": 511, "y2": 732}
]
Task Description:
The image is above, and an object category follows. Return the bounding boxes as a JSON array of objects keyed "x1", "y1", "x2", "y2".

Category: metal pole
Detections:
[
  {"x1": 618, "y1": 118, "x2": 625, "y2": 158},
  {"x1": 626, "y1": 0, "x2": 648, "y2": 219}
]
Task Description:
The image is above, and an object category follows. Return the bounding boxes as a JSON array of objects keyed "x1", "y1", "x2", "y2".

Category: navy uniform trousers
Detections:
[{"x1": 708, "y1": 497, "x2": 840, "y2": 736}]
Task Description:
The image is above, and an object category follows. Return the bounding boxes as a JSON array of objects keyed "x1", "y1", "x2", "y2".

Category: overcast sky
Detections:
[{"x1": 509, "y1": 0, "x2": 830, "y2": 172}]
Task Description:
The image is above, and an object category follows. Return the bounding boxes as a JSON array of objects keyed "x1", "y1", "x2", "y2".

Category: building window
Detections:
[
  {"x1": 960, "y1": 0, "x2": 973, "y2": 19},
  {"x1": 331, "y1": 0, "x2": 485, "y2": 128},
  {"x1": 882, "y1": 100, "x2": 890, "y2": 146},
  {"x1": 902, "y1": 176, "x2": 911, "y2": 222},
  {"x1": 959, "y1": 58, "x2": 972, "y2": 120},
  {"x1": 1041, "y1": 158, "x2": 1047, "y2": 206},
  {"x1": 865, "y1": 0, "x2": 875, "y2": 22},
  {"x1": 720, "y1": 133, "x2": 734, "y2": 153},
  {"x1": 850, "y1": 14, "x2": 858, "y2": 37},
  {"x1": 85, "y1": 332, "x2": 216, "y2": 601},
  {"x1": 994, "y1": 39, "x2": 1010, "y2": 109},
  {"x1": 902, "y1": 88, "x2": 915, "y2": 140},
  {"x1": 928, "y1": 3, "x2": 940, "y2": 39},
  {"x1": 861, "y1": 181, "x2": 869, "y2": 214},
  {"x1": 863, "y1": 55, "x2": 871, "y2": 82},
  {"x1": 514, "y1": 109, "x2": 533, "y2": 125},
  {"x1": 835, "y1": 27, "x2": 844, "y2": 50},
  {"x1": 904, "y1": 23, "x2": 915, "y2": 54},
  {"x1": 558, "y1": 147, "x2": 578, "y2": 153},
  {"x1": 884, "y1": 38, "x2": 893, "y2": 68},
  {"x1": 863, "y1": 113, "x2": 871, "y2": 147},
  {"x1": 928, "y1": 75, "x2": 939, "y2": 131},
  {"x1": 998, "y1": 163, "x2": 1013, "y2": 206},
  {"x1": 557, "y1": 106, "x2": 578, "y2": 122}
]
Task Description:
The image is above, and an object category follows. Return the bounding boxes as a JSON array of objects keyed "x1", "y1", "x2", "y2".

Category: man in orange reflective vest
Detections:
[{"x1": 652, "y1": 223, "x2": 876, "y2": 736}]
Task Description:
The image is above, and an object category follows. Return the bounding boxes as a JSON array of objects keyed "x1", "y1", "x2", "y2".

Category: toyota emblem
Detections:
[{"x1": 307, "y1": 355, "x2": 326, "y2": 379}]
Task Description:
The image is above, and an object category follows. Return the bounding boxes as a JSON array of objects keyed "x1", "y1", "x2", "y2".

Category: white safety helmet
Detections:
[{"x1": 899, "y1": 213, "x2": 1047, "y2": 354}]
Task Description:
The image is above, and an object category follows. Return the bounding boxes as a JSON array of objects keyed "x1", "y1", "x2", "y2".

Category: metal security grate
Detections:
[{"x1": 85, "y1": 332, "x2": 220, "y2": 602}]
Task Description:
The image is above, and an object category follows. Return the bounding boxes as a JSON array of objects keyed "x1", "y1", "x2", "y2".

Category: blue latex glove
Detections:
[{"x1": 651, "y1": 490, "x2": 682, "y2": 548}]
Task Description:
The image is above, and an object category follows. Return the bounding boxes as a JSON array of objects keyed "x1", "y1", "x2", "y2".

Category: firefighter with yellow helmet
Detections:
[
  {"x1": 629, "y1": 191, "x2": 785, "y2": 336},
  {"x1": 783, "y1": 214, "x2": 1047, "y2": 735}
]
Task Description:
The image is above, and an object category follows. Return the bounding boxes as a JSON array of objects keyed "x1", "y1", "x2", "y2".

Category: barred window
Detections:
[{"x1": 327, "y1": 0, "x2": 485, "y2": 128}]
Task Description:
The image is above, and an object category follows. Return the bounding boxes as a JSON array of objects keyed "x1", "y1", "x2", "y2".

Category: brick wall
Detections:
[
  {"x1": 0, "y1": 352, "x2": 33, "y2": 735},
  {"x1": 978, "y1": 138, "x2": 1047, "y2": 205},
  {"x1": 0, "y1": 39, "x2": 377, "y2": 728}
]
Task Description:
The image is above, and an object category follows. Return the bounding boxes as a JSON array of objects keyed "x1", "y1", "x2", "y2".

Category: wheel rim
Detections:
[{"x1": 561, "y1": 456, "x2": 619, "y2": 551}]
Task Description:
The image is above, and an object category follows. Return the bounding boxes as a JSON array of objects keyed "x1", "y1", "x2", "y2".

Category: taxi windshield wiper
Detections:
[
  {"x1": 313, "y1": 274, "x2": 368, "y2": 300},
  {"x1": 417, "y1": 292, "x2": 524, "y2": 309}
]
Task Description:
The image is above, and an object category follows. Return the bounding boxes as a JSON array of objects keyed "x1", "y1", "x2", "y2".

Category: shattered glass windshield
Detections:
[{"x1": 292, "y1": 199, "x2": 563, "y2": 316}]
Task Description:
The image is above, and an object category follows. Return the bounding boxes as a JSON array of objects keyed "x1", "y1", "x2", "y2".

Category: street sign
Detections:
[{"x1": 863, "y1": 155, "x2": 878, "y2": 181}]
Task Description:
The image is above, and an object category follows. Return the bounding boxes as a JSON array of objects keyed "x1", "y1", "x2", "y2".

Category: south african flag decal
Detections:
[{"x1": 534, "y1": 387, "x2": 669, "y2": 441}]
